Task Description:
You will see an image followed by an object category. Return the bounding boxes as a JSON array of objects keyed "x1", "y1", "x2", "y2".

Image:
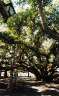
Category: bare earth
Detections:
[{"x1": 0, "y1": 80, "x2": 59, "y2": 96}]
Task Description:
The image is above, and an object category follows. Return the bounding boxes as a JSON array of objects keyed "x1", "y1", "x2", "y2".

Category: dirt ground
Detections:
[
  {"x1": 0, "y1": 80, "x2": 59, "y2": 96},
  {"x1": 0, "y1": 73, "x2": 59, "y2": 96}
]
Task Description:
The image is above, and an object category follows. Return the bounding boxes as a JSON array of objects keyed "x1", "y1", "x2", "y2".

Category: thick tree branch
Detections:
[
  {"x1": 0, "y1": 0, "x2": 15, "y2": 22},
  {"x1": 36, "y1": 0, "x2": 46, "y2": 31}
]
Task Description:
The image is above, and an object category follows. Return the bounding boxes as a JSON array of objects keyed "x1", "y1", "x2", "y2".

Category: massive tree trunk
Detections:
[{"x1": 36, "y1": 0, "x2": 47, "y2": 31}]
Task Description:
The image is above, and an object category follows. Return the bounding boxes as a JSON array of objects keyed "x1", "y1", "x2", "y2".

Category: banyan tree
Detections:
[{"x1": 0, "y1": 0, "x2": 59, "y2": 82}]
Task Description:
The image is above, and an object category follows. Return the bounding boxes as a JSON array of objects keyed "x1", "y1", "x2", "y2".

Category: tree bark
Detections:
[
  {"x1": 36, "y1": 0, "x2": 47, "y2": 31},
  {"x1": 0, "y1": 0, "x2": 8, "y2": 21},
  {"x1": 0, "y1": 0, "x2": 15, "y2": 22}
]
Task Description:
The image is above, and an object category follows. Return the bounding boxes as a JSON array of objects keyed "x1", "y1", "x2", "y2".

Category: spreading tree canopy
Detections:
[{"x1": 0, "y1": 0, "x2": 59, "y2": 81}]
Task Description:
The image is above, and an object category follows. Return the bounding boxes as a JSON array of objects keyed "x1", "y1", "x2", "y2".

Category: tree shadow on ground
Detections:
[{"x1": 0, "y1": 84, "x2": 59, "y2": 96}]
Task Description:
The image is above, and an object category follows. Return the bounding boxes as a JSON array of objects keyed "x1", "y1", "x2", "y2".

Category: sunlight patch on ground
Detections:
[
  {"x1": 31, "y1": 86, "x2": 48, "y2": 92},
  {"x1": 56, "y1": 68, "x2": 59, "y2": 72},
  {"x1": 18, "y1": 72, "x2": 35, "y2": 78},
  {"x1": 31, "y1": 84, "x2": 59, "y2": 93}
]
